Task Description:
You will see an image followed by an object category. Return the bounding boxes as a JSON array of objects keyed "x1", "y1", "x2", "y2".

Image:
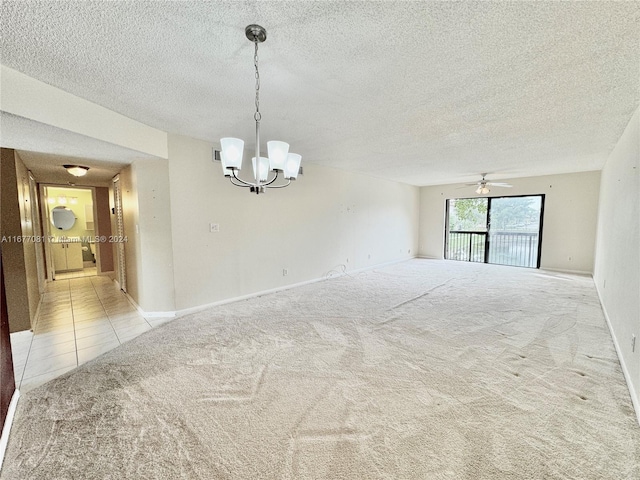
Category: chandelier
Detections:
[{"x1": 217, "y1": 25, "x2": 302, "y2": 194}]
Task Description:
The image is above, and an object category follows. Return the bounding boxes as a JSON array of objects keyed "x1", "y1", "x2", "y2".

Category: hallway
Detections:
[{"x1": 10, "y1": 275, "x2": 172, "y2": 393}]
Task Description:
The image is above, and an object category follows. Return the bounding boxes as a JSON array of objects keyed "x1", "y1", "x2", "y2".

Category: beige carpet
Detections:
[{"x1": 2, "y1": 259, "x2": 639, "y2": 479}]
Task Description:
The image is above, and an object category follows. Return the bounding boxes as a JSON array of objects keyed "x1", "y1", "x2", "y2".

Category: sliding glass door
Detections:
[{"x1": 446, "y1": 195, "x2": 544, "y2": 268}]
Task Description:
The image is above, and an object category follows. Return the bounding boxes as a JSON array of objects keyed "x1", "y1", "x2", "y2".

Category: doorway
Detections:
[
  {"x1": 43, "y1": 186, "x2": 98, "y2": 280},
  {"x1": 445, "y1": 195, "x2": 545, "y2": 268}
]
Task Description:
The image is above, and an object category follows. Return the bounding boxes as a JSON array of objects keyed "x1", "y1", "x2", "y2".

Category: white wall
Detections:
[
  {"x1": 167, "y1": 134, "x2": 420, "y2": 311},
  {"x1": 593, "y1": 107, "x2": 640, "y2": 419},
  {"x1": 119, "y1": 160, "x2": 176, "y2": 313},
  {"x1": 418, "y1": 171, "x2": 601, "y2": 274}
]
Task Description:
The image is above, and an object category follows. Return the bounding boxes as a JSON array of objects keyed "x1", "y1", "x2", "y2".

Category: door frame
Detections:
[{"x1": 40, "y1": 184, "x2": 98, "y2": 281}]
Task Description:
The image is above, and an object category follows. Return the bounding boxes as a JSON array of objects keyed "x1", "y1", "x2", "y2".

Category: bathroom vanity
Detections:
[{"x1": 51, "y1": 241, "x2": 84, "y2": 272}]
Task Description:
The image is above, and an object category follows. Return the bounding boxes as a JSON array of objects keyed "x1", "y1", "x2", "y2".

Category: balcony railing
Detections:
[
  {"x1": 447, "y1": 231, "x2": 487, "y2": 263},
  {"x1": 447, "y1": 230, "x2": 539, "y2": 268}
]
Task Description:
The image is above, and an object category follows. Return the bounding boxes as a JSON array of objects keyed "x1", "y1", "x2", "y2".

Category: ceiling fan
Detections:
[{"x1": 465, "y1": 174, "x2": 512, "y2": 195}]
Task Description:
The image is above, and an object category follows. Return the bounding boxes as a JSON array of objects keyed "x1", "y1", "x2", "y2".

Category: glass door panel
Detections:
[
  {"x1": 488, "y1": 196, "x2": 543, "y2": 268},
  {"x1": 446, "y1": 198, "x2": 488, "y2": 263}
]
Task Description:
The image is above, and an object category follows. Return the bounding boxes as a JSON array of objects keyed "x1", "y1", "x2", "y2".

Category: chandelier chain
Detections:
[{"x1": 254, "y1": 39, "x2": 261, "y2": 122}]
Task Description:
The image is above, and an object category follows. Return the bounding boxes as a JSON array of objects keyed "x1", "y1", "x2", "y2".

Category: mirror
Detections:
[{"x1": 51, "y1": 206, "x2": 76, "y2": 230}]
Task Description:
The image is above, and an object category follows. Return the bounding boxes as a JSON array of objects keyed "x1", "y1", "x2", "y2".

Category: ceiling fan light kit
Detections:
[
  {"x1": 467, "y1": 174, "x2": 513, "y2": 195},
  {"x1": 217, "y1": 25, "x2": 302, "y2": 195}
]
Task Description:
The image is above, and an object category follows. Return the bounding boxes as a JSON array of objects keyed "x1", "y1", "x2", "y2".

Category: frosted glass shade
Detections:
[
  {"x1": 252, "y1": 156, "x2": 270, "y2": 182},
  {"x1": 220, "y1": 138, "x2": 244, "y2": 170},
  {"x1": 284, "y1": 153, "x2": 302, "y2": 179},
  {"x1": 66, "y1": 166, "x2": 89, "y2": 177},
  {"x1": 267, "y1": 141, "x2": 289, "y2": 171}
]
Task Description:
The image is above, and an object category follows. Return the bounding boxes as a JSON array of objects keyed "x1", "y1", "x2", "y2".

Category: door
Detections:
[
  {"x1": 51, "y1": 243, "x2": 67, "y2": 272},
  {"x1": 112, "y1": 175, "x2": 127, "y2": 292},
  {"x1": 487, "y1": 196, "x2": 544, "y2": 268},
  {"x1": 65, "y1": 243, "x2": 84, "y2": 271},
  {"x1": 446, "y1": 195, "x2": 544, "y2": 268},
  {"x1": 29, "y1": 173, "x2": 46, "y2": 293},
  {"x1": 1, "y1": 254, "x2": 16, "y2": 434}
]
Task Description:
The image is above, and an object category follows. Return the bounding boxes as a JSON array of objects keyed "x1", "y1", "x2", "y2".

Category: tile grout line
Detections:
[
  {"x1": 66, "y1": 280, "x2": 81, "y2": 369},
  {"x1": 20, "y1": 281, "x2": 72, "y2": 388},
  {"x1": 88, "y1": 276, "x2": 122, "y2": 347},
  {"x1": 93, "y1": 275, "x2": 155, "y2": 342}
]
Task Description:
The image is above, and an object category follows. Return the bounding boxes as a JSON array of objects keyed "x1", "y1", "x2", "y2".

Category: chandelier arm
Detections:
[
  {"x1": 266, "y1": 179, "x2": 292, "y2": 189},
  {"x1": 229, "y1": 177, "x2": 252, "y2": 188},
  {"x1": 262, "y1": 170, "x2": 280, "y2": 187},
  {"x1": 230, "y1": 170, "x2": 256, "y2": 187}
]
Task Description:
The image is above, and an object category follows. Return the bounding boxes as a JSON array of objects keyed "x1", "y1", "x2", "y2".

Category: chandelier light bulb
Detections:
[
  {"x1": 284, "y1": 153, "x2": 302, "y2": 180},
  {"x1": 252, "y1": 157, "x2": 270, "y2": 182},
  {"x1": 267, "y1": 141, "x2": 289, "y2": 171}
]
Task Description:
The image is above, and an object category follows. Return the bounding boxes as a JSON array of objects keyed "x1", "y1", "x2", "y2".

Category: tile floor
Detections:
[
  {"x1": 54, "y1": 266, "x2": 98, "y2": 280},
  {"x1": 10, "y1": 275, "x2": 173, "y2": 393}
]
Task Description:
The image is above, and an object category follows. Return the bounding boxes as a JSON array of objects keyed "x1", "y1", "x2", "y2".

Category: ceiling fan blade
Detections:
[
  {"x1": 488, "y1": 182, "x2": 512, "y2": 187},
  {"x1": 464, "y1": 182, "x2": 481, "y2": 186}
]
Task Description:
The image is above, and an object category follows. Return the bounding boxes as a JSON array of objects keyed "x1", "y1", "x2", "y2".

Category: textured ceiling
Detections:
[{"x1": 1, "y1": 1, "x2": 638, "y2": 186}]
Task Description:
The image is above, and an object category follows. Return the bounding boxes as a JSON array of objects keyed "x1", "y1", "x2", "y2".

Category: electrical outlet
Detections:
[
  {"x1": 210, "y1": 223, "x2": 219, "y2": 232},
  {"x1": 632, "y1": 334, "x2": 636, "y2": 353},
  {"x1": 282, "y1": 268, "x2": 288, "y2": 276}
]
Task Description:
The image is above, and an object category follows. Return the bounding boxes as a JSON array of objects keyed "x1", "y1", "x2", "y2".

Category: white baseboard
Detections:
[
  {"x1": 114, "y1": 256, "x2": 416, "y2": 320},
  {"x1": 540, "y1": 267, "x2": 593, "y2": 276},
  {"x1": 594, "y1": 283, "x2": 640, "y2": 426},
  {"x1": 174, "y1": 256, "x2": 416, "y2": 318},
  {"x1": 121, "y1": 291, "x2": 176, "y2": 319},
  {"x1": 0, "y1": 390, "x2": 20, "y2": 471},
  {"x1": 32, "y1": 297, "x2": 42, "y2": 329}
]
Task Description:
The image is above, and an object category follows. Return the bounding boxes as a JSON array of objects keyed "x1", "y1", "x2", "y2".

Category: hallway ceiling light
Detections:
[
  {"x1": 64, "y1": 165, "x2": 89, "y2": 177},
  {"x1": 217, "y1": 25, "x2": 302, "y2": 195}
]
